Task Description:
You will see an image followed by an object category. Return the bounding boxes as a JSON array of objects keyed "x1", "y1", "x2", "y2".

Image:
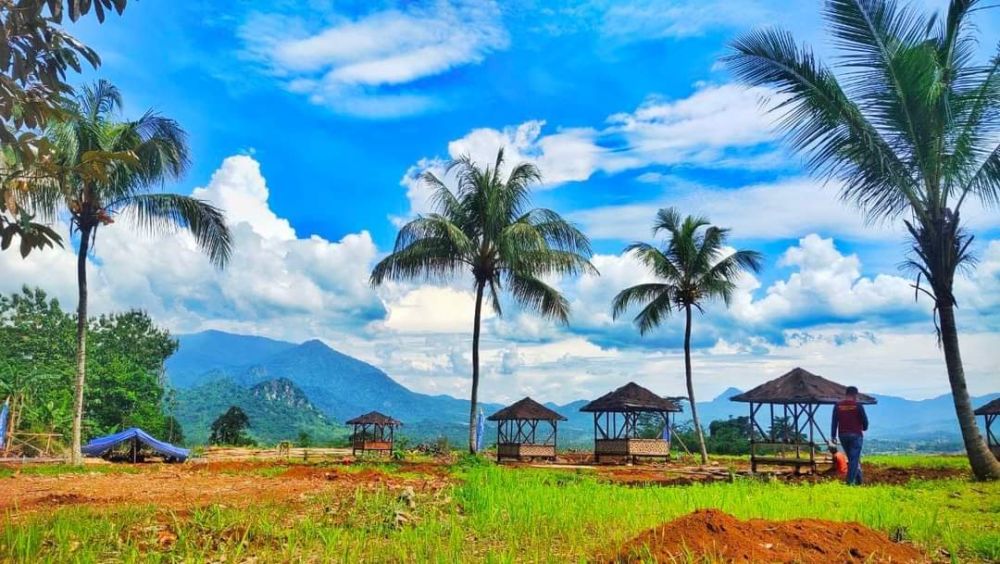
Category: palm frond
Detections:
[
  {"x1": 508, "y1": 273, "x2": 570, "y2": 324},
  {"x1": 611, "y1": 283, "x2": 673, "y2": 321},
  {"x1": 725, "y1": 26, "x2": 922, "y2": 222},
  {"x1": 369, "y1": 238, "x2": 466, "y2": 285},
  {"x1": 632, "y1": 288, "x2": 677, "y2": 335},
  {"x1": 624, "y1": 242, "x2": 683, "y2": 282},
  {"x1": 112, "y1": 193, "x2": 232, "y2": 268}
]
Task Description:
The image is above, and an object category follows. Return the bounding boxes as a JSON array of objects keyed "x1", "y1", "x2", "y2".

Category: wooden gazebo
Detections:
[
  {"x1": 974, "y1": 397, "x2": 1000, "y2": 459},
  {"x1": 730, "y1": 367, "x2": 876, "y2": 474},
  {"x1": 346, "y1": 411, "x2": 401, "y2": 456},
  {"x1": 488, "y1": 397, "x2": 566, "y2": 462},
  {"x1": 581, "y1": 382, "x2": 682, "y2": 463}
]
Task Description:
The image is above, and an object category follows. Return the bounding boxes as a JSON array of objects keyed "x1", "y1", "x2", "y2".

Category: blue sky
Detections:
[{"x1": 5, "y1": 0, "x2": 998, "y2": 403}]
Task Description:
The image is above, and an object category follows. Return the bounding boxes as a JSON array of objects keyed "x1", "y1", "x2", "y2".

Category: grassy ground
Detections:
[{"x1": 1, "y1": 456, "x2": 997, "y2": 562}]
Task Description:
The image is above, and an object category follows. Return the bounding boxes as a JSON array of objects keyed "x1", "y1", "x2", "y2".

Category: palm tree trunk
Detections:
[
  {"x1": 684, "y1": 304, "x2": 708, "y2": 464},
  {"x1": 70, "y1": 225, "x2": 92, "y2": 465},
  {"x1": 938, "y1": 303, "x2": 1000, "y2": 480},
  {"x1": 468, "y1": 281, "x2": 485, "y2": 455}
]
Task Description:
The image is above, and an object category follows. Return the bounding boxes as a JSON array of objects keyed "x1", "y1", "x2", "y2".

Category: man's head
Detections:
[
  {"x1": 828, "y1": 444, "x2": 838, "y2": 454},
  {"x1": 845, "y1": 385, "x2": 858, "y2": 398}
]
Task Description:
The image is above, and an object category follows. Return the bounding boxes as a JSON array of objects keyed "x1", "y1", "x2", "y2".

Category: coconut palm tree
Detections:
[
  {"x1": 725, "y1": 0, "x2": 1000, "y2": 479},
  {"x1": 612, "y1": 209, "x2": 762, "y2": 464},
  {"x1": 370, "y1": 148, "x2": 595, "y2": 453},
  {"x1": 46, "y1": 80, "x2": 232, "y2": 464}
]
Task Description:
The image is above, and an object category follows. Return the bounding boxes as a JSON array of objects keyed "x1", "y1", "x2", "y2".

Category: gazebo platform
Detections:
[
  {"x1": 346, "y1": 411, "x2": 401, "y2": 456},
  {"x1": 580, "y1": 382, "x2": 681, "y2": 464},
  {"x1": 731, "y1": 367, "x2": 876, "y2": 474},
  {"x1": 488, "y1": 397, "x2": 566, "y2": 462}
]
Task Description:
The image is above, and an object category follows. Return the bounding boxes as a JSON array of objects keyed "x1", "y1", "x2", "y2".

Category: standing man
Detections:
[{"x1": 831, "y1": 386, "x2": 868, "y2": 485}]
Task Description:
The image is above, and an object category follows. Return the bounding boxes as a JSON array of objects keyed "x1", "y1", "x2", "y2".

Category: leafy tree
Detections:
[
  {"x1": 209, "y1": 406, "x2": 254, "y2": 446},
  {"x1": 612, "y1": 209, "x2": 762, "y2": 464},
  {"x1": 371, "y1": 148, "x2": 595, "y2": 453},
  {"x1": 707, "y1": 417, "x2": 755, "y2": 455},
  {"x1": 38, "y1": 81, "x2": 232, "y2": 464},
  {"x1": 0, "y1": 0, "x2": 131, "y2": 255},
  {"x1": 725, "y1": 0, "x2": 1000, "y2": 479},
  {"x1": 0, "y1": 287, "x2": 179, "y2": 441}
]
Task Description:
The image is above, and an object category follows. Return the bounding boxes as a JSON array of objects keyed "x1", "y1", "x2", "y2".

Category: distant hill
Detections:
[
  {"x1": 169, "y1": 331, "x2": 505, "y2": 445},
  {"x1": 167, "y1": 330, "x2": 998, "y2": 451},
  {"x1": 166, "y1": 330, "x2": 295, "y2": 388},
  {"x1": 172, "y1": 377, "x2": 346, "y2": 445}
]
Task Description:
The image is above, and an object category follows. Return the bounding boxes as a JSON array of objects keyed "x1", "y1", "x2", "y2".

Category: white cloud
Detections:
[
  {"x1": 241, "y1": 1, "x2": 508, "y2": 118},
  {"x1": 377, "y1": 285, "x2": 494, "y2": 334},
  {"x1": 396, "y1": 83, "x2": 784, "y2": 218},
  {"x1": 0, "y1": 155, "x2": 383, "y2": 342},
  {"x1": 730, "y1": 235, "x2": 922, "y2": 324},
  {"x1": 604, "y1": 84, "x2": 782, "y2": 164}
]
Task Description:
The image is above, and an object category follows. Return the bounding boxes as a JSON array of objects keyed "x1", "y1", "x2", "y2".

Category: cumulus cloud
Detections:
[
  {"x1": 0, "y1": 155, "x2": 384, "y2": 342},
  {"x1": 730, "y1": 235, "x2": 922, "y2": 325},
  {"x1": 240, "y1": 1, "x2": 508, "y2": 118}
]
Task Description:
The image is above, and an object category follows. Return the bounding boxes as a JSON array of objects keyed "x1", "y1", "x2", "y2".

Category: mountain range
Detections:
[{"x1": 166, "y1": 330, "x2": 997, "y2": 451}]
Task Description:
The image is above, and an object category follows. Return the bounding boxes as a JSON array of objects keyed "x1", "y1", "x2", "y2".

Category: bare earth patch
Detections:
[
  {"x1": 612, "y1": 509, "x2": 928, "y2": 563},
  {"x1": 0, "y1": 461, "x2": 450, "y2": 516}
]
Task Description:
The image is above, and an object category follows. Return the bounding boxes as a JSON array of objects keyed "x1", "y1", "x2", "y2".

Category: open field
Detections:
[{"x1": 1, "y1": 454, "x2": 997, "y2": 562}]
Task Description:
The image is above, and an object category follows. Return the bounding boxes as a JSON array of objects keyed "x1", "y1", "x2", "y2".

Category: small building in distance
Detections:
[
  {"x1": 974, "y1": 397, "x2": 1000, "y2": 460},
  {"x1": 730, "y1": 367, "x2": 876, "y2": 474},
  {"x1": 487, "y1": 397, "x2": 567, "y2": 462},
  {"x1": 580, "y1": 382, "x2": 682, "y2": 463},
  {"x1": 346, "y1": 411, "x2": 401, "y2": 456}
]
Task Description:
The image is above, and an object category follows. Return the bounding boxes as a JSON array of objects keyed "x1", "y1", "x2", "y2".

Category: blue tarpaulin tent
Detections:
[{"x1": 82, "y1": 427, "x2": 189, "y2": 462}]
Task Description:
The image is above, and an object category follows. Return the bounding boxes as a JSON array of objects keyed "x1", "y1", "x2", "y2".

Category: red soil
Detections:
[
  {"x1": 612, "y1": 509, "x2": 927, "y2": 563},
  {"x1": 0, "y1": 462, "x2": 449, "y2": 515}
]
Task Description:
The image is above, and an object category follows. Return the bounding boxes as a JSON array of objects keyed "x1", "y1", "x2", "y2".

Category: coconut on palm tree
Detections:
[
  {"x1": 45, "y1": 80, "x2": 232, "y2": 464},
  {"x1": 370, "y1": 148, "x2": 595, "y2": 454},
  {"x1": 612, "y1": 208, "x2": 762, "y2": 464},
  {"x1": 725, "y1": 0, "x2": 1000, "y2": 479}
]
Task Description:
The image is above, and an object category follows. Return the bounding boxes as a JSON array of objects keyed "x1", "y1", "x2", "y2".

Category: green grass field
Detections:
[{"x1": 2, "y1": 455, "x2": 998, "y2": 562}]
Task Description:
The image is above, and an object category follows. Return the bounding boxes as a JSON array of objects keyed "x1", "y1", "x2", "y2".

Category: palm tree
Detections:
[
  {"x1": 371, "y1": 148, "x2": 595, "y2": 453},
  {"x1": 612, "y1": 209, "x2": 762, "y2": 464},
  {"x1": 45, "y1": 81, "x2": 232, "y2": 464},
  {"x1": 725, "y1": 0, "x2": 1000, "y2": 479}
]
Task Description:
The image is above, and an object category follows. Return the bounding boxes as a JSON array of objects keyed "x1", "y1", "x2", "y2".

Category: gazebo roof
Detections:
[
  {"x1": 580, "y1": 382, "x2": 682, "y2": 413},
  {"x1": 730, "y1": 367, "x2": 877, "y2": 405},
  {"x1": 488, "y1": 397, "x2": 567, "y2": 421},
  {"x1": 974, "y1": 397, "x2": 1000, "y2": 415},
  {"x1": 345, "y1": 411, "x2": 402, "y2": 426}
]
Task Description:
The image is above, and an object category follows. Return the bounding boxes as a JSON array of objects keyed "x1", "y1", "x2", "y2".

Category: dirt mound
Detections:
[{"x1": 613, "y1": 509, "x2": 926, "y2": 563}]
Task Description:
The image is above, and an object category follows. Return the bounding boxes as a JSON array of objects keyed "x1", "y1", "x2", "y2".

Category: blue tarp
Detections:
[{"x1": 82, "y1": 427, "x2": 189, "y2": 462}]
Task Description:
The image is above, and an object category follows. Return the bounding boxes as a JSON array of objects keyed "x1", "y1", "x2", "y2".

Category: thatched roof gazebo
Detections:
[
  {"x1": 731, "y1": 367, "x2": 876, "y2": 473},
  {"x1": 488, "y1": 397, "x2": 566, "y2": 462},
  {"x1": 580, "y1": 382, "x2": 682, "y2": 463},
  {"x1": 974, "y1": 398, "x2": 1000, "y2": 459},
  {"x1": 346, "y1": 411, "x2": 401, "y2": 456}
]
